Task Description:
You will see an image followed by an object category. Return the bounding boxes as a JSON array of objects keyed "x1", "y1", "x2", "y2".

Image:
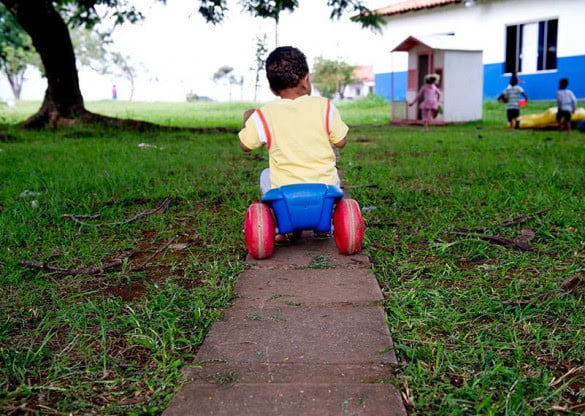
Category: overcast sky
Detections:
[{"x1": 1, "y1": 0, "x2": 391, "y2": 103}]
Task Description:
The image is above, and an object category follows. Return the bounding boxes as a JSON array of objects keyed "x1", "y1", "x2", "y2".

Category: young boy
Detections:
[
  {"x1": 556, "y1": 78, "x2": 577, "y2": 133},
  {"x1": 500, "y1": 75, "x2": 528, "y2": 128},
  {"x1": 239, "y1": 46, "x2": 348, "y2": 242},
  {"x1": 239, "y1": 46, "x2": 348, "y2": 195}
]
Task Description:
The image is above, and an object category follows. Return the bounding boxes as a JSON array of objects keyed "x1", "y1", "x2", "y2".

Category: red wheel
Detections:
[
  {"x1": 244, "y1": 202, "x2": 275, "y2": 259},
  {"x1": 333, "y1": 199, "x2": 365, "y2": 255}
]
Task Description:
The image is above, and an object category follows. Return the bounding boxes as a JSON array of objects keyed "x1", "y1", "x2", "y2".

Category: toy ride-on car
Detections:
[{"x1": 243, "y1": 183, "x2": 365, "y2": 259}]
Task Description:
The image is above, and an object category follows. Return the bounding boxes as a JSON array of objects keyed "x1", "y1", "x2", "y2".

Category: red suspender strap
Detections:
[
  {"x1": 325, "y1": 99, "x2": 332, "y2": 135},
  {"x1": 256, "y1": 109, "x2": 272, "y2": 150}
]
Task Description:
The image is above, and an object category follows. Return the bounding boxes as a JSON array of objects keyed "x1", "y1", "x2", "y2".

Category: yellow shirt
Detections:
[{"x1": 239, "y1": 95, "x2": 348, "y2": 189}]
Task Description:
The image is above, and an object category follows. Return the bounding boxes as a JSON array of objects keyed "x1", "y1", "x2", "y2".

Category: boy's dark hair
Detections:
[
  {"x1": 265, "y1": 46, "x2": 309, "y2": 92},
  {"x1": 510, "y1": 76, "x2": 518, "y2": 86},
  {"x1": 559, "y1": 78, "x2": 569, "y2": 89}
]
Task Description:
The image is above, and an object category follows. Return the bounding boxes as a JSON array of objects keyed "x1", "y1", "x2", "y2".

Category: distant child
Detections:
[
  {"x1": 408, "y1": 73, "x2": 441, "y2": 132},
  {"x1": 556, "y1": 78, "x2": 577, "y2": 133},
  {"x1": 500, "y1": 75, "x2": 528, "y2": 128},
  {"x1": 239, "y1": 46, "x2": 348, "y2": 241}
]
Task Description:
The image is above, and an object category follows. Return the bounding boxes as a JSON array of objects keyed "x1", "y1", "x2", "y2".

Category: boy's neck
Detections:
[
  {"x1": 274, "y1": 74, "x2": 312, "y2": 100},
  {"x1": 276, "y1": 86, "x2": 309, "y2": 100}
]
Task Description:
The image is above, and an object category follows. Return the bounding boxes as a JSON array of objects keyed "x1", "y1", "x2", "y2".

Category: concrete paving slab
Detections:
[
  {"x1": 246, "y1": 235, "x2": 370, "y2": 270},
  {"x1": 232, "y1": 268, "x2": 384, "y2": 308},
  {"x1": 182, "y1": 362, "x2": 395, "y2": 385},
  {"x1": 164, "y1": 226, "x2": 407, "y2": 416},
  {"x1": 164, "y1": 383, "x2": 407, "y2": 416},
  {"x1": 196, "y1": 306, "x2": 397, "y2": 365}
]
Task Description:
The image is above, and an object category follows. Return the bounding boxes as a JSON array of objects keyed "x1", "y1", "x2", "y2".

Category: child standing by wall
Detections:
[
  {"x1": 500, "y1": 75, "x2": 528, "y2": 129},
  {"x1": 556, "y1": 78, "x2": 577, "y2": 133},
  {"x1": 408, "y1": 73, "x2": 441, "y2": 132},
  {"x1": 239, "y1": 46, "x2": 348, "y2": 242}
]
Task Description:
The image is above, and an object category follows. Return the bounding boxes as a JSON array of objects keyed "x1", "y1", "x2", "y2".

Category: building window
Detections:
[{"x1": 505, "y1": 18, "x2": 557, "y2": 73}]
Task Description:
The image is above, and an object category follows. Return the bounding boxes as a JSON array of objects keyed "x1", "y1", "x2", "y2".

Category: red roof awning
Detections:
[
  {"x1": 391, "y1": 36, "x2": 432, "y2": 52},
  {"x1": 376, "y1": 0, "x2": 459, "y2": 16}
]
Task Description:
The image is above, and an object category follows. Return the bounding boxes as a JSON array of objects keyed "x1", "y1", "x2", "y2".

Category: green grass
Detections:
[
  {"x1": 341, "y1": 106, "x2": 585, "y2": 415},
  {"x1": 0, "y1": 109, "x2": 252, "y2": 413},
  {"x1": 0, "y1": 93, "x2": 391, "y2": 127},
  {"x1": 1, "y1": 97, "x2": 584, "y2": 414}
]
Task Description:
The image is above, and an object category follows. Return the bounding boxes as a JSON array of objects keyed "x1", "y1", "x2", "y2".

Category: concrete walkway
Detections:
[{"x1": 164, "y1": 234, "x2": 407, "y2": 415}]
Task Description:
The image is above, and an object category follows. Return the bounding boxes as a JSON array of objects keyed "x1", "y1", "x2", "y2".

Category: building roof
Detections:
[
  {"x1": 391, "y1": 34, "x2": 482, "y2": 52},
  {"x1": 376, "y1": 0, "x2": 459, "y2": 16},
  {"x1": 352, "y1": 65, "x2": 374, "y2": 82}
]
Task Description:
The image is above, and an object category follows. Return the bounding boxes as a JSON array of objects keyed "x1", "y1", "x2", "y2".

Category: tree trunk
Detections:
[
  {"x1": 1, "y1": 0, "x2": 87, "y2": 128},
  {"x1": 5, "y1": 67, "x2": 24, "y2": 100}
]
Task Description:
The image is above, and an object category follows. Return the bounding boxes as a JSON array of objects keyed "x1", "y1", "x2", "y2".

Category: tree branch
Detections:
[
  {"x1": 450, "y1": 231, "x2": 534, "y2": 251},
  {"x1": 63, "y1": 197, "x2": 171, "y2": 226},
  {"x1": 129, "y1": 236, "x2": 177, "y2": 272},
  {"x1": 19, "y1": 250, "x2": 137, "y2": 276},
  {"x1": 457, "y1": 209, "x2": 550, "y2": 232}
]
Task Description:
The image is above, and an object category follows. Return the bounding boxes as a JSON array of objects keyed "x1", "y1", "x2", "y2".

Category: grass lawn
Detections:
[{"x1": 1, "y1": 97, "x2": 584, "y2": 414}]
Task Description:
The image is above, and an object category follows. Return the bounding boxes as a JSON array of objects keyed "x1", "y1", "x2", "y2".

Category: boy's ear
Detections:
[{"x1": 301, "y1": 74, "x2": 311, "y2": 93}]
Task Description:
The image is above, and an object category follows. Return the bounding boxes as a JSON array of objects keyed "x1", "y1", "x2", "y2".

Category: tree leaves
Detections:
[
  {"x1": 311, "y1": 57, "x2": 357, "y2": 99},
  {"x1": 241, "y1": 0, "x2": 298, "y2": 23}
]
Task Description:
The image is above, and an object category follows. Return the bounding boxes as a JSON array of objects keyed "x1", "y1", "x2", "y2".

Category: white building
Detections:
[
  {"x1": 344, "y1": 65, "x2": 375, "y2": 100},
  {"x1": 371, "y1": 0, "x2": 585, "y2": 101}
]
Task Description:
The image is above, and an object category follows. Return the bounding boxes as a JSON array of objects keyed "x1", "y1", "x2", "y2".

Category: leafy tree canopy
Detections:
[
  {"x1": 54, "y1": 0, "x2": 144, "y2": 28},
  {"x1": 46, "y1": 0, "x2": 383, "y2": 30},
  {"x1": 311, "y1": 57, "x2": 357, "y2": 99}
]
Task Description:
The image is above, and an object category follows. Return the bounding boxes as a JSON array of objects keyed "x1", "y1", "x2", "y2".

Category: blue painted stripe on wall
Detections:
[
  {"x1": 376, "y1": 55, "x2": 585, "y2": 101},
  {"x1": 485, "y1": 55, "x2": 585, "y2": 100}
]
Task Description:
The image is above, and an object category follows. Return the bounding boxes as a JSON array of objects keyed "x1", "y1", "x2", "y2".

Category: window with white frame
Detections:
[{"x1": 505, "y1": 18, "x2": 558, "y2": 74}]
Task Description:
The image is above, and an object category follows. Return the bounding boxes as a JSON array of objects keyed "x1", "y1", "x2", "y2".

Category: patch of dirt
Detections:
[
  {"x1": 103, "y1": 281, "x2": 147, "y2": 301},
  {"x1": 355, "y1": 136, "x2": 372, "y2": 143},
  {"x1": 455, "y1": 258, "x2": 499, "y2": 270}
]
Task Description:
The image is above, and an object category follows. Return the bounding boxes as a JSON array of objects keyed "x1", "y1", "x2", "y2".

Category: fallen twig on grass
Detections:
[
  {"x1": 498, "y1": 208, "x2": 550, "y2": 227},
  {"x1": 129, "y1": 236, "x2": 177, "y2": 271},
  {"x1": 458, "y1": 208, "x2": 550, "y2": 232},
  {"x1": 502, "y1": 275, "x2": 582, "y2": 306},
  {"x1": 559, "y1": 275, "x2": 581, "y2": 294},
  {"x1": 450, "y1": 231, "x2": 534, "y2": 251},
  {"x1": 19, "y1": 235, "x2": 182, "y2": 276},
  {"x1": 548, "y1": 366, "x2": 585, "y2": 387},
  {"x1": 19, "y1": 250, "x2": 137, "y2": 276},
  {"x1": 569, "y1": 403, "x2": 585, "y2": 412},
  {"x1": 62, "y1": 197, "x2": 171, "y2": 226}
]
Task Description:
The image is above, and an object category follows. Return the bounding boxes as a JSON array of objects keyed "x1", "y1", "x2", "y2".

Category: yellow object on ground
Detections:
[{"x1": 517, "y1": 107, "x2": 585, "y2": 128}]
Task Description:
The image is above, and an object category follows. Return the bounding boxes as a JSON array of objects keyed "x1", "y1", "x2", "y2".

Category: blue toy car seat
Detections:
[{"x1": 261, "y1": 183, "x2": 344, "y2": 234}]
